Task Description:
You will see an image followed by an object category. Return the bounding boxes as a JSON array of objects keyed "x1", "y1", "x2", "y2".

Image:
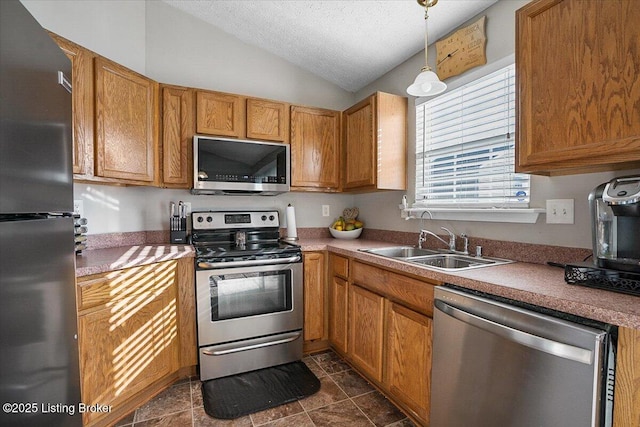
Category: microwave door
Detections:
[{"x1": 193, "y1": 136, "x2": 290, "y2": 194}]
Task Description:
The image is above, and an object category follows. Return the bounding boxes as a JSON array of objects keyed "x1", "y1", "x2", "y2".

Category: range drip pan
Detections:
[{"x1": 565, "y1": 262, "x2": 640, "y2": 297}]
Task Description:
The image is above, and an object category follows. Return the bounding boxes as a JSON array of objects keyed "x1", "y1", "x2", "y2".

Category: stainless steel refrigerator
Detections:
[{"x1": 0, "y1": 1, "x2": 82, "y2": 425}]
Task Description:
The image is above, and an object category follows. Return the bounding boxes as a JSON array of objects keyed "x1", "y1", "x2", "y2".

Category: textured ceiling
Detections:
[{"x1": 162, "y1": 0, "x2": 499, "y2": 92}]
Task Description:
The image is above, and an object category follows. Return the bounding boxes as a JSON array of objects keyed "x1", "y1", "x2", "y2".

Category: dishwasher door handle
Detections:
[{"x1": 434, "y1": 299, "x2": 594, "y2": 365}]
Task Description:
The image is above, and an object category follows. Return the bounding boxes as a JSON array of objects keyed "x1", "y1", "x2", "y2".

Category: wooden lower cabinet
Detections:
[
  {"x1": 348, "y1": 284, "x2": 385, "y2": 383},
  {"x1": 303, "y1": 252, "x2": 328, "y2": 352},
  {"x1": 328, "y1": 257, "x2": 437, "y2": 426},
  {"x1": 385, "y1": 301, "x2": 432, "y2": 425},
  {"x1": 76, "y1": 259, "x2": 194, "y2": 426},
  {"x1": 613, "y1": 327, "x2": 640, "y2": 427},
  {"x1": 329, "y1": 275, "x2": 349, "y2": 355}
]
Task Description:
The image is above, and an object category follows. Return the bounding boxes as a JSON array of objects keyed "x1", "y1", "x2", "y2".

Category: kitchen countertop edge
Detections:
[
  {"x1": 75, "y1": 244, "x2": 195, "y2": 278},
  {"x1": 75, "y1": 239, "x2": 639, "y2": 329},
  {"x1": 301, "y1": 238, "x2": 640, "y2": 330}
]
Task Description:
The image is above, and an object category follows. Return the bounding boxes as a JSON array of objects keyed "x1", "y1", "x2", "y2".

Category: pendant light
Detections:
[{"x1": 407, "y1": 0, "x2": 447, "y2": 97}]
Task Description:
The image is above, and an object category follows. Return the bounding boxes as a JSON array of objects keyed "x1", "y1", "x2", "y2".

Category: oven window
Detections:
[{"x1": 208, "y1": 271, "x2": 292, "y2": 321}]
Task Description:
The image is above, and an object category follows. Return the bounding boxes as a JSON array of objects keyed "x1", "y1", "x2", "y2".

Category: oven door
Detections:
[{"x1": 195, "y1": 259, "x2": 303, "y2": 346}]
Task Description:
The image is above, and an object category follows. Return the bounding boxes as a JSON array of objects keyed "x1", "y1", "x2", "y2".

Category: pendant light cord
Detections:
[{"x1": 423, "y1": 4, "x2": 432, "y2": 72}]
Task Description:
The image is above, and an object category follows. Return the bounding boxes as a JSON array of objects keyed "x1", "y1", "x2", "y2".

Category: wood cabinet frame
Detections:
[
  {"x1": 516, "y1": 0, "x2": 640, "y2": 174},
  {"x1": 342, "y1": 92, "x2": 407, "y2": 191},
  {"x1": 161, "y1": 85, "x2": 194, "y2": 188},
  {"x1": 76, "y1": 259, "x2": 194, "y2": 427}
]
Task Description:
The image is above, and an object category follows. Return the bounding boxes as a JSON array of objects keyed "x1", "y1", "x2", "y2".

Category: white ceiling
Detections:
[{"x1": 161, "y1": 0, "x2": 499, "y2": 93}]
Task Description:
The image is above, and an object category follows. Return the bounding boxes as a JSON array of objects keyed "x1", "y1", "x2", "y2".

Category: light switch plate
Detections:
[{"x1": 546, "y1": 199, "x2": 574, "y2": 224}]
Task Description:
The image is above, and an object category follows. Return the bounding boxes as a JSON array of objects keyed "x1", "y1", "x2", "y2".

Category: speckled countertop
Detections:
[
  {"x1": 74, "y1": 236, "x2": 640, "y2": 329},
  {"x1": 75, "y1": 244, "x2": 194, "y2": 277},
  {"x1": 299, "y1": 238, "x2": 640, "y2": 330}
]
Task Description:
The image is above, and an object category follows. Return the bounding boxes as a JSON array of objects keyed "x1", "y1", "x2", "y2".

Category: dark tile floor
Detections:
[{"x1": 116, "y1": 350, "x2": 416, "y2": 427}]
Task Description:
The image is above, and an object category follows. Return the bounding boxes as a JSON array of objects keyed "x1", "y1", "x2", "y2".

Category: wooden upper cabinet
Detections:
[
  {"x1": 161, "y1": 85, "x2": 194, "y2": 188},
  {"x1": 343, "y1": 92, "x2": 407, "y2": 191},
  {"x1": 516, "y1": 0, "x2": 640, "y2": 174},
  {"x1": 344, "y1": 96, "x2": 375, "y2": 189},
  {"x1": 95, "y1": 57, "x2": 159, "y2": 183},
  {"x1": 48, "y1": 33, "x2": 95, "y2": 177},
  {"x1": 247, "y1": 98, "x2": 289, "y2": 143},
  {"x1": 196, "y1": 90, "x2": 245, "y2": 138},
  {"x1": 290, "y1": 106, "x2": 341, "y2": 190}
]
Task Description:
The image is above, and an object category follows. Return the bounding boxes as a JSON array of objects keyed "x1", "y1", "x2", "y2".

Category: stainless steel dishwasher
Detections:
[{"x1": 431, "y1": 286, "x2": 616, "y2": 427}]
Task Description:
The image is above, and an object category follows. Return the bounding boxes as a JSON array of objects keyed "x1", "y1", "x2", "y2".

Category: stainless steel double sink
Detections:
[{"x1": 359, "y1": 246, "x2": 513, "y2": 271}]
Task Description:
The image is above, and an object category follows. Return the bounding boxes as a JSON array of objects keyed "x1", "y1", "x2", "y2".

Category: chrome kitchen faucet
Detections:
[{"x1": 419, "y1": 227, "x2": 456, "y2": 251}]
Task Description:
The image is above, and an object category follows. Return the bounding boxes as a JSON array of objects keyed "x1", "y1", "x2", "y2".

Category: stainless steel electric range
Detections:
[{"x1": 192, "y1": 210, "x2": 303, "y2": 381}]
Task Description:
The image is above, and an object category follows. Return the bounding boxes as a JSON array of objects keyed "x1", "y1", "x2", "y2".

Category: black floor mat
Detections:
[{"x1": 202, "y1": 361, "x2": 320, "y2": 419}]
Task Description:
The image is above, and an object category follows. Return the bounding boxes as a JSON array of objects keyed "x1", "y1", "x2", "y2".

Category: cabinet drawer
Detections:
[
  {"x1": 352, "y1": 261, "x2": 437, "y2": 316},
  {"x1": 77, "y1": 263, "x2": 158, "y2": 311},
  {"x1": 330, "y1": 254, "x2": 349, "y2": 279}
]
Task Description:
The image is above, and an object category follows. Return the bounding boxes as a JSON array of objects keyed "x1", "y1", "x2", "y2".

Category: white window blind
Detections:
[{"x1": 415, "y1": 64, "x2": 530, "y2": 208}]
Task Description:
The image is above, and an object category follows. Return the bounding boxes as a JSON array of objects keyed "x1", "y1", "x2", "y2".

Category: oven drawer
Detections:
[{"x1": 199, "y1": 330, "x2": 303, "y2": 381}]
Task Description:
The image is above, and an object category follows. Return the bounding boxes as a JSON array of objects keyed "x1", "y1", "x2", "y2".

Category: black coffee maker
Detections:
[{"x1": 589, "y1": 176, "x2": 640, "y2": 273}]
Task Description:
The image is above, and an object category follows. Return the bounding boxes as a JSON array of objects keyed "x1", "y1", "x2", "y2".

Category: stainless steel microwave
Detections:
[{"x1": 192, "y1": 135, "x2": 290, "y2": 195}]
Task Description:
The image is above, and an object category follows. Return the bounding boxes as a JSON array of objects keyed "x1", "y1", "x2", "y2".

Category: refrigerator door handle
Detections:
[
  {"x1": 58, "y1": 70, "x2": 72, "y2": 93},
  {"x1": 434, "y1": 299, "x2": 594, "y2": 365}
]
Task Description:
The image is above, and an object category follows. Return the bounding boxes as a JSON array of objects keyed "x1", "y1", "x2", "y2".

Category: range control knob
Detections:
[
  {"x1": 269, "y1": 215, "x2": 275, "y2": 221},
  {"x1": 206, "y1": 216, "x2": 213, "y2": 222},
  {"x1": 196, "y1": 216, "x2": 204, "y2": 223},
  {"x1": 261, "y1": 215, "x2": 267, "y2": 221}
]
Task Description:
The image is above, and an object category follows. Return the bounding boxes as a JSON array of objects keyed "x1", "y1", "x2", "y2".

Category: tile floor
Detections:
[{"x1": 116, "y1": 350, "x2": 416, "y2": 427}]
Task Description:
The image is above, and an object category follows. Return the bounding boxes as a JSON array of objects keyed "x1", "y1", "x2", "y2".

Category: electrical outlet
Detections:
[
  {"x1": 73, "y1": 200, "x2": 84, "y2": 217},
  {"x1": 322, "y1": 205, "x2": 330, "y2": 217},
  {"x1": 546, "y1": 199, "x2": 574, "y2": 224}
]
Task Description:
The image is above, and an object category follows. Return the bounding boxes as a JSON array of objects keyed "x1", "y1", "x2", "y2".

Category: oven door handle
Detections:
[
  {"x1": 198, "y1": 254, "x2": 301, "y2": 269},
  {"x1": 202, "y1": 331, "x2": 302, "y2": 356}
]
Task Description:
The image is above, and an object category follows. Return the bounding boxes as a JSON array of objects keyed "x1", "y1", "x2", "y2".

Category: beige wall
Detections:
[
  {"x1": 21, "y1": 0, "x2": 146, "y2": 74},
  {"x1": 352, "y1": 0, "x2": 639, "y2": 249},
  {"x1": 20, "y1": 0, "x2": 356, "y2": 235},
  {"x1": 19, "y1": 0, "x2": 639, "y2": 246}
]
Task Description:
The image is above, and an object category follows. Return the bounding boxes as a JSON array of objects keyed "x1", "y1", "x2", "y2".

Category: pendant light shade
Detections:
[
  {"x1": 407, "y1": 0, "x2": 446, "y2": 97},
  {"x1": 407, "y1": 67, "x2": 447, "y2": 96}
]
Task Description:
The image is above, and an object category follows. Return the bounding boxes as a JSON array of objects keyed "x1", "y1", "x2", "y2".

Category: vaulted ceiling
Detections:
[{"x1": 162, "y1": 0, "x2": 499, "y2": 92}]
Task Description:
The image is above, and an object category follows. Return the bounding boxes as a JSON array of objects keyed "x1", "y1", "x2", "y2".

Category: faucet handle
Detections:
[
  {"x1": 460, "y1": 233, "x2": 469, "y2": 255},
  {"x1": 440, "y1": 226, "x2": 454, "y2": 236}
]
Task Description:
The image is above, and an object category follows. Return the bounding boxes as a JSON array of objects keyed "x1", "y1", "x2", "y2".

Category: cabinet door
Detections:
[
  {"x1": 48, "y1": 33, "x2": 94, "y2": 176},
  {"x1": 247, "y1": 98, "x2": 289, "y2": 143},
  {"x1": 160, "y1": 258, "x2": 197, "y2": 368},
  {"x1": 77, "y1": 287, "x2": 176, "y2": 425},
  {"x1": 291, "y1": 106, "x2": 341, "y2": 190},
  {"x1": 303, "y1": 252, "x2": 326, "y2": 342},
  {"x1": 161, "y1": 85, "x2": 194, "y2": 188},
  {"x1": 196, "y1": 91, "x2": 245, "y2": 138},
  {"x1": 348, "y1": 284, "x2": 384, "y2": 382},
  {"x1": 343, "y1": 95, "x2": 376, "y2": 189},
  {"x1": 329, "y1": 276, "x2": 348, "y2": 355},
  {"x1": 386, "y1": 302, "x2": 432, "y2": 425},
  {"x1": 516, "y1": 0, "x2": 640, "y2": 173},
  {"x1": 95, "y1": 57, "x2": 159, "y2": 183}
]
